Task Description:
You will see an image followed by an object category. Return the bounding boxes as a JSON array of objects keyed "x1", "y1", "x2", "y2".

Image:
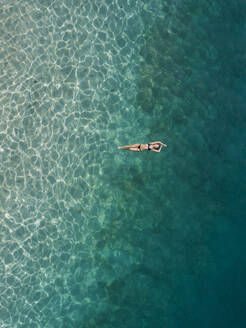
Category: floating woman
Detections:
[{"x1": 118, "y1": 141, "x2": 167, "y2": 152}]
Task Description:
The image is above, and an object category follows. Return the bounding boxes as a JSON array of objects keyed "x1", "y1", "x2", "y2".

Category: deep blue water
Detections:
[{"x1": 0, "y1": 0, "x2": 246, "y2": 327}]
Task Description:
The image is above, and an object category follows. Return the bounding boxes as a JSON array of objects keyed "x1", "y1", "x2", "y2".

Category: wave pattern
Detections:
[{"x1": 0, "y1": 1, "x2": 148, "y2": 327}]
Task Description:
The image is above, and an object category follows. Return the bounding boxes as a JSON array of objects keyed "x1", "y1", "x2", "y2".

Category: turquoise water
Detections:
[{"x1": 0, "y1": 0, "x2": 246, "y2": 327}]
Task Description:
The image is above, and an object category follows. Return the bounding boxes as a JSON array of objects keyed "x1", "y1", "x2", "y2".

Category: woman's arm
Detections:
[
  {"x1": 150, "y1": 141, "x2": 166, "y2": 146},
  {"x1": 149, "y1": 141, "x2": 160, "y2": 144},
  {"x1": 151, "y1": 147, "x2": 162, "y2": 153}
]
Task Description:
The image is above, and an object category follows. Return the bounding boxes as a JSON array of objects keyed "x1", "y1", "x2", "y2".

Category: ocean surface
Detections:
[{"x1": 0, "y1": 0, "x2": 246, "y2": 327}]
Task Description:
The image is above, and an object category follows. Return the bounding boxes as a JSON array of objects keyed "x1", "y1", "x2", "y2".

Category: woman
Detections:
[{"x1": 118, "y1": 141, "x2": 167, "y2": 152}]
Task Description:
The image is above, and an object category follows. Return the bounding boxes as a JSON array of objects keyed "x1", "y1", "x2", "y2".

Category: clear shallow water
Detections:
[{"x1": 0, "y1": 0, "x2": 246, "y2": 327}]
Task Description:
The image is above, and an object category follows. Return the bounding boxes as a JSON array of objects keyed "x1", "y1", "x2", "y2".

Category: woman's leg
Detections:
[
  {"x1": 128, "y1": 147, "x2": 140, "y2": 151},
  {"x1": 118, "y1": 144, "x2": 140, "y2": 149}
]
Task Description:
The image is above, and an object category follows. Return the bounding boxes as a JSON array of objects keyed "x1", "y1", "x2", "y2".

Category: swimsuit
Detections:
[
  {"x1": 138, "y1": 144, "x2": 149, "y2": 151},
  {"x1": 138, "y1": 144, "x2": 153, "y2": 151}
]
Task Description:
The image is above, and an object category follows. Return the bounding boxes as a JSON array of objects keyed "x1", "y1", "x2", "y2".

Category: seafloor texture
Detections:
[{"x1": 0, "y1": 0, "x2": 246, "y2": 327}]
